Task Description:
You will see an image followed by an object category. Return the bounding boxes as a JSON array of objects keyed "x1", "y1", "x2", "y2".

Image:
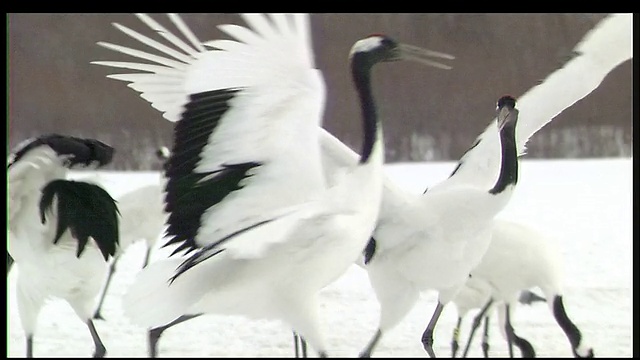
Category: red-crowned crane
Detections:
[
  {"x1": 453, "y1": 219, "x2": 592, "y2": 358},
  {"x1": 8, "y1": 134, "x2": 120, "y2": 357},
  {"x1": 91, "y1": 147, "x2": 171, "y2": 320},
  {"x1": 91, "y1": 13, "x2": 453, "y2": 357}
]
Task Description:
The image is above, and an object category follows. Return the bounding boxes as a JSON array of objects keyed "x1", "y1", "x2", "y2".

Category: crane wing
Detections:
[
  {"x1": 93, "y1": 14, "x2": 327, "y2": 254},
  {"x1": 443, "y1": 13, "x2": 632, "y2": 190}
]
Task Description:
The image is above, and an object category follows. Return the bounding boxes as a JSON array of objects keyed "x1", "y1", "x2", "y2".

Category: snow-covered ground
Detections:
[{"x1": 8, "y1": 158, "x2": 632, "y2": 357}]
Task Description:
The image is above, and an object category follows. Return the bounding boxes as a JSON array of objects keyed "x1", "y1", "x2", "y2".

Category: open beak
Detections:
[
  {"x1": 497, "y1": 106, "x2": 519, "y2": 130},
  {"x1": 397, "y1": 43, "x2": 455, "y2": 70}
]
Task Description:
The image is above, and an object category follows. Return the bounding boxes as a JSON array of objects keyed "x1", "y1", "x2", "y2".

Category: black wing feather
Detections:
[
  {"x1": 161, "y1": 88, "x2": 264, "y2": 256},
  {"x1": 9, "y1": 134, "x2": 114, "y2": 169},
  {"x1": 169, "y1": 217, "x2": 278, "y2": 283},
  {"x1": 39, "y1": 180, "x2": 120, "y2": 261}
]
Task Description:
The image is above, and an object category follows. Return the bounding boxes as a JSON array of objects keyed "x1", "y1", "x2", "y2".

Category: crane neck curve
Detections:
[
  {"x1": 489, "y1": 122, "x2": 518, "y2": 194},
  {"x1": 351, "y1": 58, "x2": 380, "y2": 165}
]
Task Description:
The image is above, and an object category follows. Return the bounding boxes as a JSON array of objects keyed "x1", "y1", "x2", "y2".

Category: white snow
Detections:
[{"x1": 8, "y1": 158, "x2": 632, "y2": 357}]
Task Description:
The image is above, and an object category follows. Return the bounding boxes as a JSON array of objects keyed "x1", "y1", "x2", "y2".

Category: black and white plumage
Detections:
[
  {"x1": 452, "y1": 219, "x2": 593, "y2": 358},
  {"x1": 91, "y1": 147, "x2": 171, "y2": 320},
  {"x1": 310, "y1": 13, "x2": 631, "y2": 358},
  {"x1": 7, "y1": 134, "x2": 119, "y2": 358},
  {"x1": 441, "y1": 13, "x2": 632, "y2": 192},
  {"x1": 91, "y1": 13, "x2": 453, "y2": 356},
  {"x1": 356, "y1": 95, "x2": 520, "y2": 358}
]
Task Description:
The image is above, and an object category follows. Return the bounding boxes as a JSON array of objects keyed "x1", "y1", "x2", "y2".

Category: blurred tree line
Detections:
[{"x1": 7, "y1": 13, "x2": 632, "y2": 170}]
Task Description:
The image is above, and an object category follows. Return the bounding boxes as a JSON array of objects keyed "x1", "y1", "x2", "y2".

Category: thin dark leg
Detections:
[
  {"x1": 92, "y1": 256, "x2": 120, "y2": 320},
  {"x1": 293, "y1": 332, "x2": 308, "y2": 358},
  {"x1": 87, "y1": 319, "x2": 107, "y2": 358},
  {"x1": 481, "y1": 316, "x2": 490, "y2": 358},
  {"x1": 451, "y1": 317, "x2": 463, "y2": 358},
  {"x1": 7, "y1": 252, "x2": 14, "y2": 276},
  {"x1": 504, "y1": 304, "x2": 514, "y2": 358},
  {"x1": 148, "y1": 313, "x2": 203, "y2": 358},
  {"x1": 462, "y1": 298, "x2": 494, "y2": 358},
  {"x1": 301, "y1": 336, "x2": 308, "y2": 358},
  {"x1": 26, "y1": 334, "x2": 33, "y2": 358},
  {"x1": 359, "y1": 329, "x2": 382, "y2": 358},
  {"x1": 421, "y1": 301, "x2": 445, "y2": 358}
]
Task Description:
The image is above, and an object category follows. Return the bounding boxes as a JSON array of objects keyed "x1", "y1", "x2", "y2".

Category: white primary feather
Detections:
[
  {"x1": 93, "y1": 13, "x2": 327, "y2": 250},
  {"x1": 442, "y1": 13, "x2": 632, "y2": 190}
]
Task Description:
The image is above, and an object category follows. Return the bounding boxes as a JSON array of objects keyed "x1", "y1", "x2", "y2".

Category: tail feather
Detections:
[
  {"x1": 123, "y1": 258, "x2": 198, "y2": 328},
  {"x1": 123, "y1": 255, "x2": 236, "y2": 328}
]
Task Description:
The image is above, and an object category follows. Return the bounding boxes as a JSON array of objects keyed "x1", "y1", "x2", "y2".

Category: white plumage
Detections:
[
  {"x1": 92, "y1": 13, "x2": 452, "y2": 356},
  {"x1": 8, "y1": 134, "x2": 119, "y2": 358},
  {"x1": 351, "y1": 95, "x2": 521, "y2": 359},
  {"x1": 448, "y1": 14, "x2": 633, "y2": 191},
  {"x1": 314, "y1": 13, "x2": 631, "y2": 358},
  {"x1": 452, "y1": 219, "x2": 593, "y2": 358},
  {"x1": 442, "y1": 13, "x2": 632, "y2": 190}
]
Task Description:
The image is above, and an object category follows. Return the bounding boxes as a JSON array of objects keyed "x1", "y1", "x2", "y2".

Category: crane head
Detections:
[{"x1": 349, "y1": 34, "x2": 455, "y2": 70}]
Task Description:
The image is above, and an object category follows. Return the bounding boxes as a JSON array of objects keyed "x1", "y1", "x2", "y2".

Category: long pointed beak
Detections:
[
  {"x1": 497, "y1": 107, "x2": 519, "y2": 130},
  {"x1": 397, "y1": 43, "x2": 455, "y2": 70}
]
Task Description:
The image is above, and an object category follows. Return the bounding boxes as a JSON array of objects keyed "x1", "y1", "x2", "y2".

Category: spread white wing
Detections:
[{"x1": 93, "y1": 14, "x2": 327, "y2": 254}]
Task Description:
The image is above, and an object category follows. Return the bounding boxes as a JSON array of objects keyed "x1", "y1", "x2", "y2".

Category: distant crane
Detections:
[
  {"x1": 91, "y1": 147, "x2": 171, "y2": 320},
  {"x1": 451, "y1": 283, "x2": 546, "y2": 358},
  {"x1": 8, "y1": 134, "x2": 119, "y2": 358},
  {"x1": 454, "y1": 219, "x2": 593, "y2": 358},
  {"x1": 92, "y1": 13, "x2": 453, "y2": 357}
]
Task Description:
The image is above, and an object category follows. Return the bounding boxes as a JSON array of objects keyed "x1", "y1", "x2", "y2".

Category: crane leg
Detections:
[
  {"x1": 462, "y1": 298, "x2": 494, "y2": 358},
  {"x1": 451, "y1": 317, "x2": 463, "y2": 357},
  {"x1": 294, "y1": 331, "x2": 309, "y2": 358},
  {"x1": 148, "y1": 313, "x2": 203, "y2": 358},
  {"x1": 359, "y1": 329, "x2": 382, "y2": 358},
  {"x1": 87, "y1": 319, "x2": 107, "y2": 358},
  {"x1": 421, "y1": 301, "x2": 445, "y2": 358},
  {"x1": 92, "y1": 255, "x2": 120, "y2": 320},
  {"x1": 26, "y1": 334, "x2": 33, "y2": 358},
  {"x1": 481, "y1": 315, "x2": 490, "y2": 358}
]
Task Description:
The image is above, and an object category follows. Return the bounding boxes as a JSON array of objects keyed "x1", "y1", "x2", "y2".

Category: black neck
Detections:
[
  {"x1": 351, "y1": 58, "x2": 379, "y2": 165},
  {"x1": 489, "y1": 122, "x2": 518, "y2": 194},
  {"x1": 552, "y1": 295, "x2": 591, "y2": 357},
  {"x1": 512, "y1": 332, "x2": 536, "y2": 358}
]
